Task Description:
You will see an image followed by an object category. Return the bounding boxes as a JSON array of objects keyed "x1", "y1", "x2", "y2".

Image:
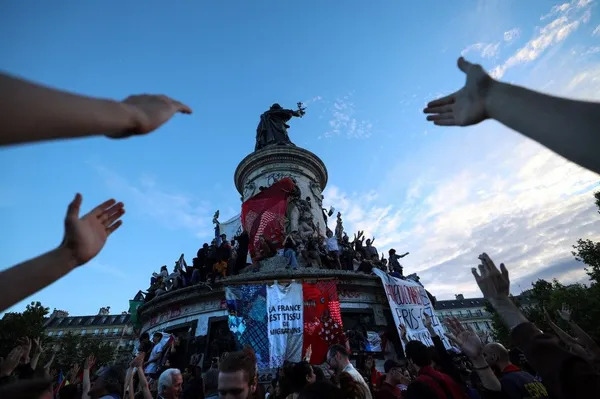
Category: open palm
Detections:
[
  {"x1": 61, "y1": 193, "x2": 125, "y2": 266},
  {"x1": 423, "y1": 57, "x2": 493, "y2": 126}
]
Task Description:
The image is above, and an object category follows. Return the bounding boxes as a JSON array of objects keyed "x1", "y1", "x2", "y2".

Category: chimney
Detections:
[{"x1": 455, "y1": 294, "x2": 464, "y2": 301}]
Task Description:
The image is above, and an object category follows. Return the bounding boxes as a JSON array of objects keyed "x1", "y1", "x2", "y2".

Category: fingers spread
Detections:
[
  {"x1": 106, "y1": 219, "x2": 123, "y2": 235},
  {"x1": 425, "y1": 93, "x2": 456, "y2": 109},
  {"x1": 101, "y1": 202, "x2": 125, "y2": 226},
  {"x1": 66, "y1": 193, "x2": 82, "y2": 220},
  {"x1": 89, "y1": 199, "x2": 117, "y2": 218},
  {"x1": 471, "y1": 267, "x2": 481, "y2": 281}
]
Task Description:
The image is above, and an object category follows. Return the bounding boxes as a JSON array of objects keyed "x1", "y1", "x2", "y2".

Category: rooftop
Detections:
[{"x1": 45, "y1": 313, "x2": 131, "y2": 329}]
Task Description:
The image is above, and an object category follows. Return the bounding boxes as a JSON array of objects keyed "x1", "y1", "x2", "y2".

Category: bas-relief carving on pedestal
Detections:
[{"x1": 243, "y1": 181, "x2": 257, "y2": 199}]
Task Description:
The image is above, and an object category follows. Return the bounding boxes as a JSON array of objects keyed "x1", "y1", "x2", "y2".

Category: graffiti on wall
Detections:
[{"x1": 265, "y1": 172, "x2": 297, "y2": 187}]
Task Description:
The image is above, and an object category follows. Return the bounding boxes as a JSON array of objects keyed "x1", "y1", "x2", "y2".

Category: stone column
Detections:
[{"x1": 234, "y1": 146, "x2": 329, "y2": 237}]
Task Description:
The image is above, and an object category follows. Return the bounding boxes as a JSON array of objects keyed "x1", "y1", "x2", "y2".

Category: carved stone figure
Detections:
[
  {"x1": 335, "y1": 212, "x2": 344, "y2": 240},
  {"x1": 243, "y1": 181, "x2": 257, "y2": 199},
  {"x1": 255, "y1": 103, "x2": 306, "y2": 151}
]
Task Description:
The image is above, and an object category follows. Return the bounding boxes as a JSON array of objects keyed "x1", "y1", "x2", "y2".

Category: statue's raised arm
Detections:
[{"x1": 255, "y1": 102, "x2": 306, "y2": 151}]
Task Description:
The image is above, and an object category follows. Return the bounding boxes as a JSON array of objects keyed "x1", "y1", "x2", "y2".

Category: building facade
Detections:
[
  {"x1": 434, "y1": 294, "x2": 494, "y2": 339},
  {"x1": 44, "y1": 308, "x2": 136, "y2": 352}
]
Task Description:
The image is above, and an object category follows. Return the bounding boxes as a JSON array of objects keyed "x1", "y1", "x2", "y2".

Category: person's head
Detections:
[
  {"x1": 158, "y1": 368, "x2": 183, "y2": 399},
  {"x1": 298, "y1": 381, "x2": 343, "y2": 399},
  {"x1": 89, "y1": 366, "x2": 125, "y2": 399},
  {"x1": 366, "y1": 239, "x2": 372, "y2": 246},
  {"x1": 58, "y1": 384, "x2": 79, "y2": 399},
  {"x1": 483, "y1": 342, "x2": 511, "y2": 371},
  {"x1": 0, "y1": 377, "x2": 53, "y2": 399},
  {"x1": 312, "y1": 366, "x2": 325, "y2": 382},
  {"x1": 326, "y1": 230, "x2": 333, "y2": 238},
  {"x1": 204, "y1": 368, "x2": 220, "y2": 395},
  {"x1": 290, "y1": 361, "x2": 316, "y2": 392},
  {"x1": 404, "y1": 340, "x2": 432, "y2": 372},
  {"x1": 152, "y1": 332, "x2": 163, "y2": 344},
  {"x1": 338, "y1": 372, "x2": 364, "y2": 399},
  {"x1": 326, "y1": 345, "x2": 350, "y2": 372},
  {"x1": 218, "y1": 347, "x2": 257, "y2": 399},
  {"x1": 383, "y1": 359, "x2": 405, "y2": 385},
  {"x1": 140, "y1": 332, "x2": 150, "y2": 343}
]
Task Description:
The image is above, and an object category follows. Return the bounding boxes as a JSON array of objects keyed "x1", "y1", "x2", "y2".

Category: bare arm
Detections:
[
  {"x1": 424, "y1": 57, "x2": 600, "y2": 175},
  {"x1": 0, "y1": 247, "x2": 77, "y2": 313},
  {"x1": 0, "y1": 73, "x2": 191, "y2": 146},
  {"x1": 136, "y1": 366, "x2": 153, "y2": 399},
  {"x1": 568, "y1": 321, "x2": 600, "y2": 358},
  {"x1": 485, "y1": 81, "x2": 600, "y2": 174},
  {"x1": 0, "y1": 194, "x2": 124, "y2": 312}
]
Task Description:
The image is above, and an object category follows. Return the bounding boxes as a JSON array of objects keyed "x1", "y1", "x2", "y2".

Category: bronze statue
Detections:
[{"x1": 255, "y1": 102, "x2": 306, "y2": 151}]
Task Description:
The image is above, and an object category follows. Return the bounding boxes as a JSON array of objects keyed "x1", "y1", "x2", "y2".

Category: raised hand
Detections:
[
  {"x1": 32, "y1": 337, "x2": 43, "y2": 355},
  {"x1": 423, "y1": 57, "x2": 494, "y2": 126},
  {"x1": 0, "y1": 346, "x2": 24, "y2": 377},
  {"x1": 471, "y1": 253, "x2": 510, "y2": 301},
  {"x1": 60, "y1": 194, "x2": 125, "y2": 267},
  {"x1": 557, "y1": 304, "x2": 572, "y2": 322},
  {"x1": 84, "y1": 354, "x2": 96, "y2": 370},
  {"x1": 107, "y1": 95, "x2": 192, "y2": 139},
  {"x1": 445, "y1": 317, "x2": 484, "y2": 359},
  {"x1": 130, "y1": 352, "x2": 145, "y2": 368}
]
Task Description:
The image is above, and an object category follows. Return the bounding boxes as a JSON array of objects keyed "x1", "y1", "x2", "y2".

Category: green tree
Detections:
[
  {"x1": 0, "y1": 301, "x2": 49, "y2": 356},
  {"x1": 51, "y1": 333, "x2": 116, "y2": 371},
  {"x1": 572, "y1": 191, "x2": 600, "y2": 284}
]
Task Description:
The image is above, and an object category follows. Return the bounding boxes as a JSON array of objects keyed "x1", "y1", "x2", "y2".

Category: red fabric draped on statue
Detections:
[
  {"x1": 302, "y1": 281, "x2": 347, "y2": 364},
  {"x1": 241, "y1": 177, "x2": 296, "y2": 258}
]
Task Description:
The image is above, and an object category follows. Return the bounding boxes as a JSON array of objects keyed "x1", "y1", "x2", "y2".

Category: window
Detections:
[
  {"x1": 103, "y1": 328, "x2": 109, "y2": 335},
  {"x1": 485, "y1": 321, "x2": 491, "y2": 329},
  {"x1": 81, "y1": 329, "x2": 87, "y2": 336},
  {"x1": 474, "y1": 322, "x2": 481, "y2": 330},
  {"x1": 477, "y1": 309, "x2": 483, "y2": 316},
  {"x1": 113, "y1": 328, "x2": 120, "y2": 334},
  {"x1": 57, "y1": 330, "x2": 64, "y2": 336},
  {"x1": 94, "y1": 329, "x2": 100, "y2": 335},
  {"x1": 47, "y1": 331, "x2": 54, "y2": 337},
  {"x1": 467, "y1": 310, "x2": 472, "y2": 316}
]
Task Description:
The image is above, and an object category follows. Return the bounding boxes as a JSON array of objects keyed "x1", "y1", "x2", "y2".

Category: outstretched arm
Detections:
[
  {"x1": 0, "y1": 73, "x2": 192, "y2": 146},
  {"x1": 0, "y1": 194, "x2": 124, "y2": 312},
  {"x1": 424, "y1": 57, "x2": 600, "y2": 175}
]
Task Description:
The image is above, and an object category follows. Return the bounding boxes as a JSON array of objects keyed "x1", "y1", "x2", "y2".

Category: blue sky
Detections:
[{"x1": 1, "y1": 0, "x2": 599, "y2": 316}]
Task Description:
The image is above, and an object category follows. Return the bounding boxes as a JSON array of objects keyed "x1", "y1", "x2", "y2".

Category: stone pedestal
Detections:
[{"x1": 234, "y1": 146, "x2": 329, "y2": 236}]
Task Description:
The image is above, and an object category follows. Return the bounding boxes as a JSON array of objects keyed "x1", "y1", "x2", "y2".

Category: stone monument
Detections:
[{"x1": 234, "y1": 103, "x2": 329, "y2": 239}]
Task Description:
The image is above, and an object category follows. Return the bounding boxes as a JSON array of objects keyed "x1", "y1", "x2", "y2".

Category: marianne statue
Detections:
[{"x1": 255, "y1": 102, "x2": 306, "y2": 151}]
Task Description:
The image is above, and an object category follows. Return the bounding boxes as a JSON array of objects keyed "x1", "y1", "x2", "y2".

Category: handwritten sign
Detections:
[{"x1": 372, "y1": 268, "x2": 449, "y2": 348}]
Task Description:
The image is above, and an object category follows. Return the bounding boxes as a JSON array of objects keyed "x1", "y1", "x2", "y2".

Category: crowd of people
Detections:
[
  {"x1": 141, "y1": 227, "x2": 413, "y2": 304},
  {"x1": 0, "y1": 54, "x2": 599, "y2": 399}
]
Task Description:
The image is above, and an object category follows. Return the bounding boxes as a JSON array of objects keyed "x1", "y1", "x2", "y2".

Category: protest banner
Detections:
[
  {"x1": 266, "y1": 282, "x2": 303, "y2": 368},
  {"x1": 372, "y1": 268, "x2": 450, "y2": 348}
]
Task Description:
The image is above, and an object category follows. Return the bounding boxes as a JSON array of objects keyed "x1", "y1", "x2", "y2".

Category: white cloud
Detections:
[
  {"x1": 504, "y1": 28, "x2": 521, "y2": 43},
  {"x1": 325, "y1": 138, "x2": 599, "y2": 300},
  {"x1": 592, "y1": 24, "x2": 600, "y2": 36},
  {"x1": 94, "y1": 165, "x2": 213, "y2": 237},
  {"x1": 324, "y1": 94, "x2": 373, "y2": 139},
  {"x1": 461, "y1": 42, "x2": 501, "y2": 58},
  {"x1": 491, "y1": 0, "x2": 592, "y2": 78}
]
